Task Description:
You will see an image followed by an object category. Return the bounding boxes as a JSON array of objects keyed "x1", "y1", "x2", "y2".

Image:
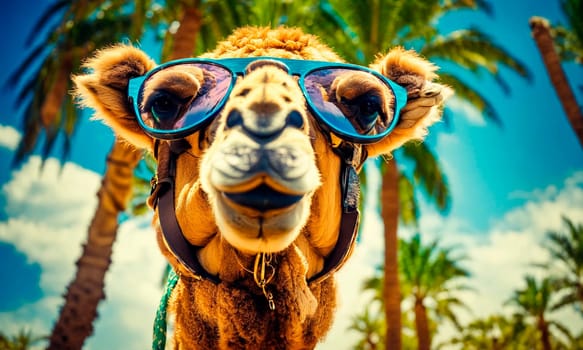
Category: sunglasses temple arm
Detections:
[{"x1": 392, "y1": 83, "x2": 408, "y2": 115}]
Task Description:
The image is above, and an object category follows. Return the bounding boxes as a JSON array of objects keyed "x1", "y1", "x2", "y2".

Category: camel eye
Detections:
[
  {"x1": 341, "y1": 93, "x2": 382, "y2": 133},
  {"x1": 146, "y1": 91, "x2": 191, "y2": 128},
  {"x1": 152, "y1": 93, "x2": 181, "y2": 122}
]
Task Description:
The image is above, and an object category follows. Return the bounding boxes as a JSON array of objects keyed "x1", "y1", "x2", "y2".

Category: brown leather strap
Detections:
[
  {"x1": 151, "y1": 142, "x2": 220, "y2": 283},
  {"x1": 308, "y1": 161, "x2": 361, "y2": 284}
]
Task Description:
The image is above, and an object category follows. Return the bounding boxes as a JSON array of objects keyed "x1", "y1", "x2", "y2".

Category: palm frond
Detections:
[
  {"x1": 25, "y1": 0, "x2": 70, "y2": 45},
  {"x1": 423, "y1": 29, "x2": 531, "y2": 82},
  {"x1": 551, "y1": 290, "x2": 581, "y2": 311},
  {"x1": 401, "y1": 142, "x2": 450, "y2": 211},
  {"x1": 550, "y1": 319, "x2": 574, "y2": 342},
  {"x1": 4, "y1": 44, "x2": 51, "y2": 92},
  {"x1": 13, "y1": 86, "x2": 43, "y2": 165},
  {"x1": 438, "y1": 72, "x2": 501, "y2": 125},
  {"x1": 543, "y1": 217, "x2": 583, "y2": 290},
  {"x1": 441, "y1": 0, "x2": 493, "y2": 15},
  {"x1": 11, "y1": 2, "x2": 152, "y2": 165},
  {"x1": 562, "y1": 0, "x2": 583, "y2": 50}
]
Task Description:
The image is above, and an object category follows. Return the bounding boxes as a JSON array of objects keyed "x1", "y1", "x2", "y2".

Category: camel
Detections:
[{"x1": 73, "y1": 26, "x2": 451, "y2": 349}]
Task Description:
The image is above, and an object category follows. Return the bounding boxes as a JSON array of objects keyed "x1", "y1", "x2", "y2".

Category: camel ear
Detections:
[
  {"x1": 365, "y1": 47, "x2": 453, "y2": 157},
  {"x1": 73, "y1": 45, "x2": 157, "y2": 150}
]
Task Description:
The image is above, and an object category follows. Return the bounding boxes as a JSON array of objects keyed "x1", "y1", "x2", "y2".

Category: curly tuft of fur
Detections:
[{"x1": 202, "y1": 26, "x2": 344, "y2": 62}]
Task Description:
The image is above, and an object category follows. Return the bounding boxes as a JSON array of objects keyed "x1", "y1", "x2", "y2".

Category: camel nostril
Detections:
[
  {"x1": 226, "y1": 109, "x2": 243, "y2": 128},
  {"x1": 286, "y1": 110, "x2": 304, "y2": 129}
]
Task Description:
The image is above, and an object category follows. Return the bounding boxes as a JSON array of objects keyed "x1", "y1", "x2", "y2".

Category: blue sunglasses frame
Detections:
[{"x1": 128, "y1": 57, "x2": 407, "y2": 144}]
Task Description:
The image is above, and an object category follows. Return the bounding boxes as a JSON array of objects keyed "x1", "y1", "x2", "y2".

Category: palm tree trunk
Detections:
[
  {"x1": 537, "y1": 316, "x2": 552, "y2": 350},
  {"x1": 366, "y1": 333, "x2": 377, "y2": 350},
  {"x1": 414, "y1": 297, "x2": 431, "y2": 350},
  {"x1": 381, "y1": 159, "x2": 402, "y2": 350},
  {"x1": 47, "y1": 140, "x2": 141, "y2": 350},
  {"x1": 530, "y1": 16, "x2": 583, "y2": 149},
  {"x1": 168, "y1": 1, "x2": 202, "y2": 60}
]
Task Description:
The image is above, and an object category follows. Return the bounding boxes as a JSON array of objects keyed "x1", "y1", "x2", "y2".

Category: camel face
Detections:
[{"x1": 199, "y1": 63, "x2": 321, "y2": 253}]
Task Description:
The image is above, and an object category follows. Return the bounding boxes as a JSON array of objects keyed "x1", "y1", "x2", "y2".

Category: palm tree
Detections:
[
  {"x1": 552, "y1": 0, "x2": 583, "y2": 64},
  {"x1": 161, "y1": 0, "x2": 202, "y2": 60},
  {"x1": 350, "y1": 270, "x2": 411, "y2": 350},
  {"x1": 380, "y1": 156, "x2": 406, "y2": 349},
  {"x1": 47, "y1": 139, "x2": 142, "y2": 350},
  {"x1": 6, "y1": 3, "x2": 152, "y2": 349},
  {"x1": 349, "y1": 303, "x2": 386, "y2": 350},
  {"x1": 572, "y1": 331, "x2": 583, "y2": 350},
  {"x1": 0, "y1": 329, "x2": 46, "y2": 350},
  {"x1": 398, "y1": 233, "x2": 471, "y2": 350},
  {"x1": 324, "y1": 1, "x2": 530, "y2": 348},
  {"x1": 507, "y1": 275, "x2": 572, "y2": 350},
  {"x1": 7, "y1": 1, "x2": 152, "y2": 163},
  {"x1": 530, "y1": 0, "x2": 583, "y2": 148},
  {"x1": 437, "y1": 313, "x2": 542, "y2": 350},
  {"x1": 543, "y1": 217, "x2": 583, "y2": 314},
  {"x1": 352, "y1": 233, "x2": 471, "y2": 350}
]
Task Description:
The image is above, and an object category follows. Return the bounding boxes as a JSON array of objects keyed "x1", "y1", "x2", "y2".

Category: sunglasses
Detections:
[{"x1": 128, "y1": 57, "x2": 407, "y2": 144}]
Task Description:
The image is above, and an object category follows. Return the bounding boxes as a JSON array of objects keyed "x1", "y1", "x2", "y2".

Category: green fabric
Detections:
[{"x1": 153, "y1": 268, "x2": 179, "y2": 350}]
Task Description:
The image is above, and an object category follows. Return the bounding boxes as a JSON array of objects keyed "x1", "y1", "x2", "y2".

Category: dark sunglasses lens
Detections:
[
  {"x1": 138, "y1": 63, "x2": 232, "y2": 133},
  {"x1": 304, "y1": 68, "x2": 397, "y2": 141}
]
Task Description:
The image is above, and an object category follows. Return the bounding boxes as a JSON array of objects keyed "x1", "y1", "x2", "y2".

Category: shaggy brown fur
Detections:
[{"x1": 74, "y1": 26, "x2": 451, "y2": 349}]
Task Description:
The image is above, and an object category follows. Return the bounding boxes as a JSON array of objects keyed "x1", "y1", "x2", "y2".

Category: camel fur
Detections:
[{"x1": 73, "y1": 26, "x2": 451, "y2": 349}]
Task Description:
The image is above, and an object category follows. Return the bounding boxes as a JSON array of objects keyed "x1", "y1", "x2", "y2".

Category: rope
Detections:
[{"x1": 152, "y1": 268, "x2": 179, "y2": 350}]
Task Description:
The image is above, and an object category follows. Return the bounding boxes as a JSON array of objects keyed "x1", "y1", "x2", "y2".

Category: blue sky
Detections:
[{"x1": 0, "y1": 0, "x2": 582, "y2": 349}]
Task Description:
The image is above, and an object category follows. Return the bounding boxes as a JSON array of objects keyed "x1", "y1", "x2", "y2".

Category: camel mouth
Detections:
[{"x1": 222, "y1": 184, "x2": 303, "y2": 212}]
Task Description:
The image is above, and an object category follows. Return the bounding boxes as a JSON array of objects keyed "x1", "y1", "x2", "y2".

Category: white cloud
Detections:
[
  {"x1": 468, "y1": 175, "x2": 580, "y2": 320},
  {"x1": 0, "y1": 124, "x2": 21, "y2": 150},
  {"x1": 446, "y1": 96, "x2": 486, "y2": 126},
  {"x1": 0, "y1": 158, "x2": 98, "y2": 293},
  {"x1": 0, "y1": 157, "x2": 98, "y2": 344},
  {"x1": 0, "y1": 156, "x2": 165, "y2": 350},
  {"x1": 86, "y1": 216, "x2": 165, "y2": 350}
]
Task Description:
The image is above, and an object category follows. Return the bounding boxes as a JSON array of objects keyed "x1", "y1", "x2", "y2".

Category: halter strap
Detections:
[
  {"x1": 149, "y1": 141, "x2": 361, "y2": 285},
  {"x1": 308, "y1": 160, "x2": 360, "y2": 284},
  {"x1": 150, "y1": 141, "x2": 219, "y2": 283}
]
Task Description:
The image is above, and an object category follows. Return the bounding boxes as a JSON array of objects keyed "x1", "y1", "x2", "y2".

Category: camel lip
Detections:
[
  {"x1": 213, "y1": 171, "x2": 311, "y2": 196},
  {"x1": 221, "y1": 184, "x2": 303, "y2": 212}
]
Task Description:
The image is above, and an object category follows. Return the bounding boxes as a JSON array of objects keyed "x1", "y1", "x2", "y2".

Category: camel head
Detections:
[{"x1": 74, "y1": 27, "x2": 450, "y2": 282}]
